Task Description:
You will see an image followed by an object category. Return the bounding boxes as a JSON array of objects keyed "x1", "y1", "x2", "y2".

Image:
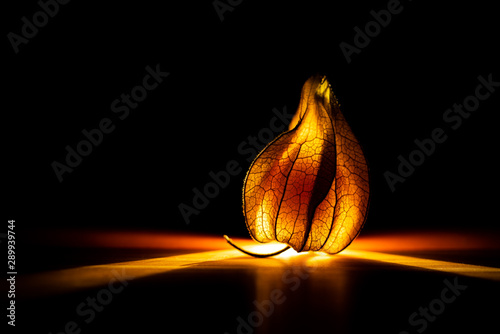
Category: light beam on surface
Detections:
[
  {"x1": 339, "y1": 249, "x2": 500, "y2": 281},
  {"x1": 19, "y1": 249, "x2": 242, "y2": 297},
  {"x1": 19, "y1": 243, "x2": 299, "y2": 298},
  {"x1": 19, "y1": 230, "x2": 500, "y2": 298}
]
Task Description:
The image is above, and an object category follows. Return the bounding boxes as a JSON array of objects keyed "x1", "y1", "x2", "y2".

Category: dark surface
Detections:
[{"x1": 13, "y1": 243, "x2": 500, "y2": 334}]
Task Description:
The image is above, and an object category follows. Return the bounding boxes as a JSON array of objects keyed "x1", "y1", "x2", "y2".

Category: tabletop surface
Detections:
[{"x1": 12, "y1": 229, "x2": 500, "y2": 334}]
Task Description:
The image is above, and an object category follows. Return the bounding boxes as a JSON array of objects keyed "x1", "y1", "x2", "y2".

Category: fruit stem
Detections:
[{"x1": 223, "y1": 235, "x2": 291, "y2": 258}]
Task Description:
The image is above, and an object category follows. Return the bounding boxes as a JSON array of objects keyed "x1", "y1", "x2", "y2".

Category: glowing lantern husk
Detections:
[{"x1": 243, "y1": 75, "x2": 370, "y2": 254}]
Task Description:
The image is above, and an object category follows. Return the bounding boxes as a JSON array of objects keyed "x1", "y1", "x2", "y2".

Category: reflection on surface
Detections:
[
  {"x1": 237, "y1": 252, "x2": 352, "y2": 334},
  {"x1": 340, "y1": 249, "x2": 500, "y2": 281},
  {"x1": 20, "y1": 249, "x2": 242, "y2": 297}
]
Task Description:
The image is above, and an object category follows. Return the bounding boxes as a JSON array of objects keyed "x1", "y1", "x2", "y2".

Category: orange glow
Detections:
[
  {"x1": 19, "y1": 230, "x2": 500, "y2": 298},
  {"x1": 348, "y1": 230, "x2": 500, "y2": 251},
  {"x1": 26, "y1": 229, "x2": 255, "y2": 250},
  {"x1": 28, "y1": 229, "x2": 500, "y2": 253},
  {"x1": 243, "y1": 75, "x2": 369, "y2": 254}
]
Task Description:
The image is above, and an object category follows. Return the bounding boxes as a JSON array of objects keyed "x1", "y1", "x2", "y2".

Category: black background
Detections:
[{"x1": 5, "y1": 0, "x2": 499, "y2": 237}]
